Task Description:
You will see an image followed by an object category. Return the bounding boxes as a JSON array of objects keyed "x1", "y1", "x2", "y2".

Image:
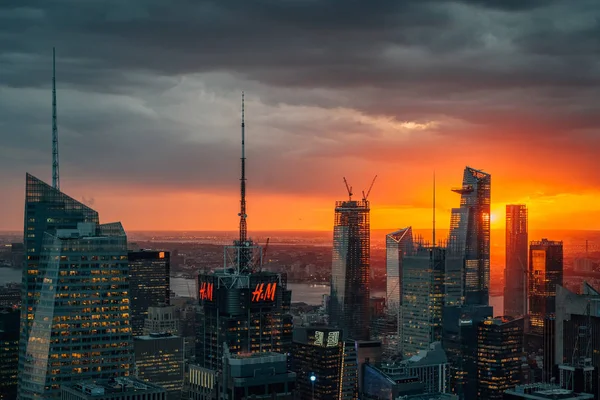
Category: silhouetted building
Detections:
[
  {"x1": 477, "y1": 317, "x2": 524, "y2": 399},
  {"x1": 134, "y1": 333, "x2": 184, "y2": 400},
  {"x1": 529, "y1": 239, "x2": 563, "y2": 334},
  {"x1": 129, "y1": 250, "x2": 170, "y2": 336},
  {"x1": 330, "y1": 198, "x2": 371, "y2": 340},
  {"x1": 448, "y1": 166, "x2": 491, "y2": 306},
  {"x1": 556, "y1": 283, "x2": 600, "y2": 397},
  {"x1": 0, "y1": 307, "x2": 19, "y2": 400},
  {"x1": 504, "y1": 383, "x2": 594, "y2": 399},
  {"x1": 221, "y1": 348, "x2": 296, "y2": 399},
  {"x1": 61, "y1": 378, "x2": 167, "y2": 400},
  {"x1": 291, "y1": 327, "x2": 358, "y2": 399},
  {"x1": 401, "y1": 243, "x2": 445, "y2": 357},
  {"x1": 504, "y1": 205, "x2": 528, "y2": 317},
  {"x1": 442, "y1": 304, "x2": 492, "y2": 400}
]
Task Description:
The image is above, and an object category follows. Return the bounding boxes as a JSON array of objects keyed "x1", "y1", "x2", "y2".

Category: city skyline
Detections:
[{"x1": 2, "y1": 1, "x2": 600, "y2": 232}]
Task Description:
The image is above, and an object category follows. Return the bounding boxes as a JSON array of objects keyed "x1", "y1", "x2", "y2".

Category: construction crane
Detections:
[
  {"x1": 362, "y1": 175, "x2": 378, "y2": 202},
  {"x1": 262, "y1": 237, "x2": 271, "y2": 266},
  {"x1": 343, "y1": 177, "x2": 353, "y2": 200}
]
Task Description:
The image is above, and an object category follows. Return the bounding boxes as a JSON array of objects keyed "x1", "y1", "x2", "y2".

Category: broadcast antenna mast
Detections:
[
  {"x1": 52, "y1": 47, "x2": 60, "y2": 190},
  {"x1": 239, "y1": 91, "x2": 247, "y2": 244}
]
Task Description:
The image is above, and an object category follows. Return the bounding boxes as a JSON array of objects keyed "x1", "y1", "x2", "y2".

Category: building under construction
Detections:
[{"x1": 330, "y1": 195, "x2": 371, "y2": 341}]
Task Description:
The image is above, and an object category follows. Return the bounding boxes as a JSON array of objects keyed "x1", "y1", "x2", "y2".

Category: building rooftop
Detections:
[
  {"x1": 505, "y1": 383, "x2": 594, "y2": 399},
  {"x1": 62, "y1": 378, "x2": 165, "y2": 396}
]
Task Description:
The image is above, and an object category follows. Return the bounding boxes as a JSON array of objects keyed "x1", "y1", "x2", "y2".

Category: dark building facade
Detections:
[
  {"x1": 291, "y1": 327, "x2": 358, "y2": 400},
  {"x1": 529, "y1": 239, "x2": 563, "y2": 334},
  {"x1": 196, "y1": 270, "x2": 293, "y2": 374},
  {"x1": 0, "y1": 283, "x2": 21, "y2": 307},
  {"x1": 476, "y1": 317, "x2": 524, "y2": 399},
  {"x1": 448, "y1": 166, "x2": 491, "y2": 306},
  {"x1": 129, "y1": 250, "x2": 171, "y2": 336},
  {"x1": 330, "y1": 199, "x2": 371, "y2": 341},
  {"x1": 504, "y1": 205, "x2": 528, "y2": 317},
  {"x1": 134, "y1": 333, "x2": 183, "y2": 400},
  {"x1": 442, "y1": 304, "x2": 492, "y2": 400},
  {"x1": 0, "y1": 307, "x2": 19, "y2": 400}
]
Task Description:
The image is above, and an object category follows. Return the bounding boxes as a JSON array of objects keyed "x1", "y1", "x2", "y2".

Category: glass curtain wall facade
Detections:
[
  {"x1": 448, "y1": 167, "x2": 491, "y2": 306},
  {"x1": 401, "y1": 244, "x2": 445, "y2": 357},
  {"x1": 19, "y1": 221, "x2": 133, "y2": 399},
  {"x1": 529, "y1": 239, "x2": 563, "y2": 334},
  {"x1": 386, "y1": 227, "x2": 413, "y2": 316},
  {"x1": 330, "y1": 200, "x2": 371, "y2": 341},
  {"x1": 477, "y1": 317, "x2": 524, "y2": 399},
  {"x1": 128, "y1": 250, "x2": 170, "y2": 336},
  {"x1": 504, "y1": 205, "x2": 528, "y2": 317}
]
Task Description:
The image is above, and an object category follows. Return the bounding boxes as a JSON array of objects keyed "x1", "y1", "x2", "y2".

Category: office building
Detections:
[
  {"x1": 556, "y1": 283, "x2": 600, "y2": 397},
  {"x1": 143, "y1": 304, "x2": 180, "y2": 335},
  {"x1": 134, "y1": 333, "x2": 184, "y2": 400},
  {"x1": 476, "y1": 317, "x2": 524, "y2": 399},
  {"x1": 61, "y1": 378, "x2": 167, "y2": 400},
  {"x1": 0, "y1": 283, "x2": 21, "y2": 307},
  {"x1": 529, "y1": 239, "x2": 563, "y2": 334},
  {"x1": 362, "y1": 363, "x2": 424, "y2": 399},
  {"x1": 0, "y1": 307, "x2": 19, "y2": 399},
  {"x1": 291, "y1": 327, "x2": 358, "y2": 399},
  {"x1": 19, "y1": 173, "x2": 100, "y2": 398},
  {"x1": 442, "y1": 304, "x2": 492, "y2": 399},
  {"x1": 129, "y1": 250, "x2": 170, "y2": 336},
  {"x1": 19, "y1": 219, "x2": 133, "y2": 399},
  {"x1": 400, "y1": 342, "x2": 449, "y2": 394},
  {"x1": 401, "y1": 242, "x2": 445, "y2": 357},
  {"x1": 386, "y1": 227, "x2": 413, "y2": 315},
  {"x1": 504, "y1": 205, "x2": 528, "y2": 317},
  {"x1": 400, "y1": 395, "x2": 458, "y2": 400},
  {"x1": 221, "y1": 347, "x2": 296, "y2": 399},
  {"x1": 448, "y1": 166, "x2": 491, "y2": 306},
  {"x1": 504, "y1": 383, "x2": 594, "y2": 400},
  {"x1": 330, "y1": 196, "x2": 371, "y2": 341}
]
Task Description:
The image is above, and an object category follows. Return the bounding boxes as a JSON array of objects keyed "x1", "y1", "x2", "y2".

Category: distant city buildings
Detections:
[
  {"x1": 0, "y1": 283, "x2": 21, "y2": 307},
  {"x1": 18, "y1": 175, "x2": 133, "y2": 399},
  {"x1": 129, "y1": 249, "x2": 171, "y2": 336},
  {"x1": 504, "y1": 205, "x2": 528, "y2": 317},
  {"x1": 529, "y1": 239, "x2": 563, "y2": 334},
  {"x1": 477, "y1": 317, "x2": 524, "y2": 399},
  {"x1": 330, "y1": 196, "x2": 371, "y2": 341},
  {"x1": 448, "y1": 166, "x2": 491, "y2": 306},
  {"x1": 0, "y1": 307, "x2": 19, "y2": 400}
]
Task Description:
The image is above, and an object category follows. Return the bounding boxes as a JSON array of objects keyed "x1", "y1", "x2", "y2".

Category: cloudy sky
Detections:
[{"x1": 1, "y1": 0, "x2": 599, "y2": 232}]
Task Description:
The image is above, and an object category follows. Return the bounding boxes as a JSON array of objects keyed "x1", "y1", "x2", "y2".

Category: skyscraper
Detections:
[
  {"x1": 529, "y1": 239, "x2": 563, "y2": 334},
  {"x1": 386, "y1": 227, "x2": 413, "y2": 316},
  {"x1": 330, "y1": 194, "x2": 371, "y2": 341},
  {"x1": 0, "y1": 307, "x2": 20, "y2": 400},
  {"x1": 448, "y1": 166, "x2": 491, "y2": 306},
  {"x1": 128, "y1": 250, "x2": 171, "y2": 336},
  {"x1": 476, "y1": 317, "x2": 524, "y2": 399},
  {"x1": 401, "y1": 243, "x2": 445, "y2": 357},
  {"x1": 504, "y1": 205, "x2": 528, "y2": 317},
  {"x1": 19, "y1": 220, "x2": 133, "y2": 399}
]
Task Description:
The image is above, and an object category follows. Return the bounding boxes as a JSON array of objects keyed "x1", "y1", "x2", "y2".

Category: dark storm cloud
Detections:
[{"x1": 1, "y1": 0, "x2": 600, "y2": 201}]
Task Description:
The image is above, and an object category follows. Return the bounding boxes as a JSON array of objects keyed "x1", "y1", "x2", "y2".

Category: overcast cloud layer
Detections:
[{"x1": 1, "y1": 0, "x2": 599, "y2": 230}]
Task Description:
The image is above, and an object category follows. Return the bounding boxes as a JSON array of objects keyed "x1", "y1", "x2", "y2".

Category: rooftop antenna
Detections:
[
  {"x1": 52, "y1": 47, "x2": 60, "y2": 190},
  {"x1": 433, "y1": 171, "x2": 436, "y2": 247},
  {"x1": 239, "y1": 91, "x2": 247, "y2": 244}
]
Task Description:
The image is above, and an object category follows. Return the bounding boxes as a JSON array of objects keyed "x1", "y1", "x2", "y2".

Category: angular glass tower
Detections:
[
  {"x1": 385, "y1": 227, "x2": 413, "y2": 316},
  {"x1": 18, "y1": 174, "x2": 133, "y2": 399},
  {"x1": 504, "y1": 205, "x2": 528, "y2": 317},
  {"x1": 330, "y1": 199, "x2": 371, "y2": 341},
  {"x1": 448, "y1": 166, "x2": 491, "y2": 306}
]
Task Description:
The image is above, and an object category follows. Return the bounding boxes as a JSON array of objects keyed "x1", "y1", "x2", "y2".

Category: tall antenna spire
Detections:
[
  {"x1": 52, "y1": 47, "x2": 60, "y2": 190},
  {"x1": 433, "y1": 171, "x2": 436, "y2": 247},
  {"x1": 239, "y1": 91, "x2": 247, "y2": 244}
]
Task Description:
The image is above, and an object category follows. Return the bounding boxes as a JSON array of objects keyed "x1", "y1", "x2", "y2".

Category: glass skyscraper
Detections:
[
  {"x1": 330, "y1": 199, "x2": 371, "y2": 341},
  {"x1": 529, "y1": 239, "x2": 563, "y2": 335},
  {"x1": 385, "y1": 227, "x2": 413, "y2": 316},
  {"x1": 448, "y1": 166, "x2": 491, "y2": 306},
  {"x1": 128, "y1": 250, "x2": 170, "y2": 336},
  {"x1": 504, "y1": 205, "x2": 528, "y2": 317},
  {"x1": 18, "y1": 174, "x2": 133, "y2": 399}
]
